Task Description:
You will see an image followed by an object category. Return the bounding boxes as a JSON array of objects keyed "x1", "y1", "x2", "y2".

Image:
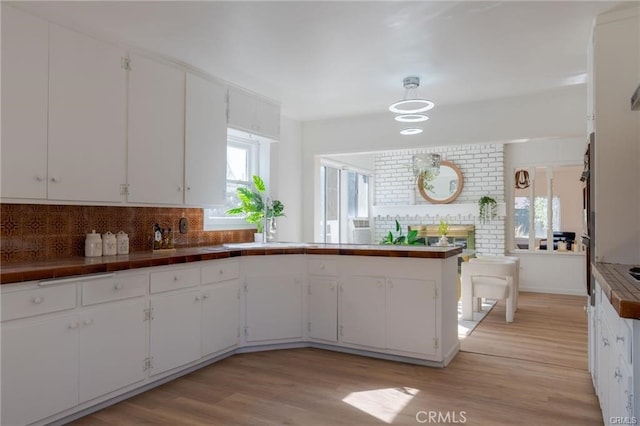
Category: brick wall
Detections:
[{"x1": 374, "y1": 144, "x2": 505, "y2": 255}]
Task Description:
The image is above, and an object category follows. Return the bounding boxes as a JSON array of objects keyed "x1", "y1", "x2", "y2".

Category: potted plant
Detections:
[
  {"x1": 478, "y1": 196, "x2": 498, "y2": 224},
  {"x1": 438, "y1": 219, "x2": 449, "y2": 246},
  {"x1": 226, "y1": 175, "x2": 285, "y2": 241},
  {"x1": 380, "y1": 220, "x2": 426, "y2": 246}
]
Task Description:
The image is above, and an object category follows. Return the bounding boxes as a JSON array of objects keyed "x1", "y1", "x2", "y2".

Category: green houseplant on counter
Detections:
[
  {"x1": 437, "y1": 219, "x2": 449, "y2": 246},
  {"x1": 380, "y1": 220, "x2": 426, "y2": 246},
  {"x1": 226, "y1": 175, "x2": 285, "y2": 240}
]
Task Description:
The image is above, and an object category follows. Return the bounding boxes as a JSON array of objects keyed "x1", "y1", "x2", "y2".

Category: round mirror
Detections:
[{"x1": 417, "y1": 160, "x2": 464, "y2": 204}]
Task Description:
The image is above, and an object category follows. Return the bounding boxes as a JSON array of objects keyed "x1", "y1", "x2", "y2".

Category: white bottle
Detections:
[
  {"x1": 85, "y1": 230, "x2": 103, "y2": 257},
  {"x1": 102, "y1": 231, "x2": 117, "y2": 256},
  {"x1": 116, "y1": 231, "x2": 129, "y2": 255}
]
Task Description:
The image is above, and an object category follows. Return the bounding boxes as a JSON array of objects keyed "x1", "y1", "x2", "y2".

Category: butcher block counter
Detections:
[
  {"x1": 0, "y1": 242, "x2": 462, "y2": 285},
  {"x1": 593, "y1": 262, "x2": 640, "y2": 319}
]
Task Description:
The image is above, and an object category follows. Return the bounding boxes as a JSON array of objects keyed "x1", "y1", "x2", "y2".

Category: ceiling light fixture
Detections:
[
  {"x1": 400, "y1": 128, "x2": 423, "y2": 135},
  {"x1": 389, "y1": 76, "x2": 435, "y2": 114},
  {"x1": 394, "y1": 114, "x2": 429, "y2": 123},
  {"x1": 391, "y1": 76, "x2": 434, "y2": 135}
]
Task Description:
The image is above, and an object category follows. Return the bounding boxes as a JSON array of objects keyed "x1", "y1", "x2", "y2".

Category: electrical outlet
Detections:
[{"x1": 179, "y1": 217, "x2": 188, "y2": 234}]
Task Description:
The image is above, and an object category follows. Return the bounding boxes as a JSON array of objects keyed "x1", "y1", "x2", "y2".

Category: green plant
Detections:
[
  {"x1": 226, "y1": 175, "x2": 285, "y2": 233},
  {"x1": 478, "y1": 195, "x2": 498, "y2": 224},
  {"x1": 380, "y1": 220, "x2": 426, "y2": 246},
  {"x1": 438, "y1": 219, "x2": 449, "y2": 236},
  {"x1": 419, "y1": 168, "x2": 439, "y2": 193}
]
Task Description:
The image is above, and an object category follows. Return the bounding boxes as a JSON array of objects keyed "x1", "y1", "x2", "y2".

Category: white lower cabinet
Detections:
[
  {"x1": 0, "y1": 254, "x2": 457, "y2": 425},
  {"x1": 307, "y1": 277, "x2": 338, "y2": 342},
  {"x1": 386, "y1": 277, "x2": 438, "y2": 355},
  {"x1": 1, "y1": 313, "x2": 79, "y2": 426},
  {"x1": 243, "y1": 256, "x2": 304, "y2": 343},
  {"x1": 78, "y1": 299, "x2": 147, "y2": 402},
  {"x1": 1, "y1": 276, "x2": 147, "y2": 426},
  {"x1": 149, "y1": 261, "x2": 241, "y2": 376},
  {"x1": 340, "y1": 276, "x2": 386, "y2": 348},
  {"x1": 592, "y1": 280, "x2": 637, "y2": 425}
]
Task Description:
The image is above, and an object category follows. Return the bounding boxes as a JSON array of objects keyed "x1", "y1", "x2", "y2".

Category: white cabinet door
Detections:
[
  {"x1": 308, "y1": 277, "x2": 338, "y2": 342},
  {"x1": 1, "y1": 5, "x2": 49, "y2": 199},
  {"x1": 202, "y1": 280, "x2": 240, "y2": 356},
  {"x1": 245, "y1": 275, "x2": 303, "y2": 342},
  {"x1": 185, "y1": 73, "x2": 227, "y2": 206},
  {"x1": 1, "y1": 315, "x2": 79, "y2": 426},
  {"x1": 340, "y1": 276, "x2": 386, "y2": 348},
  {"x1": 150, "y1": 290, "x2": 202, "y2": 375},
  {"x1": 386, "y1": 278, "x2": 437, "y2": 355},
  {"x1": 48, "y1": 24, "x2": 126, "y2": 202},
  {"x1": 78, "y1": 299, "x2": 146, "y2": 403},
  {"x1": 228, "y1": 88, "x2": 280, "y2": 140},
  {"x1": 128, "y1": 53, "x2": 185, "y2": 205}
]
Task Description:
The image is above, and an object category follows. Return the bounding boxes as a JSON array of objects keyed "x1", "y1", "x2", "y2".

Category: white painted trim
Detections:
[{"x1": 372, "y1": 202, "x2": 506, "y2": 219}]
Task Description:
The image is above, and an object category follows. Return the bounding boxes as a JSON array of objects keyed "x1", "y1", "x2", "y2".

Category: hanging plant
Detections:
[{"x1": 478, "y1": 196, "x2": 498, "y2": 224}]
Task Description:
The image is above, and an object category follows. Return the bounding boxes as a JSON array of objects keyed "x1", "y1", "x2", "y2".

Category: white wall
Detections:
[{"x1": 272, "y1": 116, "x2": 303, "y2": 242}]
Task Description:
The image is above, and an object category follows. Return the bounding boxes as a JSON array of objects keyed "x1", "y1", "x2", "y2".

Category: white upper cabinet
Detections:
[
  {"x1": 185, "y1": 73, "x2": 227, "y2": 206},
  {"x1": 128, "y1": 53, "x2": 185, "y2": 205},
  {"x1": 1, "y1": 5, "x2": 49, "y2": 199},
  {"x1": 228, "y1": 88, "x2": 280, "y2": 140},
  {"x1": 48, "y1": 24, "x2": 127, "y2": 202}
]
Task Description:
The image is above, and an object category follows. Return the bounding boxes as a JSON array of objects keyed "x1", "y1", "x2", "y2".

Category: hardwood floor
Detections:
[{"x1": 71, "y1": 292, "x2": 602, "y2": 425}]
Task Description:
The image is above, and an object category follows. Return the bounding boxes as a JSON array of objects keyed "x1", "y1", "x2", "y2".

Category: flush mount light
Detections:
[
  {"x1": 394, "y1": 114, "x2": 429, "y2": 123},
  {"x1": 389, "y1": 76, "x2": 435, "y2": 114},
  {"x1": 400, "y1": 128, "x2": 423, "y2": 135}
]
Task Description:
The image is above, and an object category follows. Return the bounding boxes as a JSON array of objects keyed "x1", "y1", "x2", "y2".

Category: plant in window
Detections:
[
  {"x1": 478, "y1": 196, "x2": 498, "y2": 224},
  {"x1": 380, "y1": 220, "x2": 426, "y2": 245},
  {"x1": 226, "y1": 175, "x2": 285, "y2": 233}
]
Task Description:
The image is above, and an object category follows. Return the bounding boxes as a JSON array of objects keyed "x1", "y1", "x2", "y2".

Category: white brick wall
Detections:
[{"x1": 374, "y1": 144, "x2": 505, "y2": 255}]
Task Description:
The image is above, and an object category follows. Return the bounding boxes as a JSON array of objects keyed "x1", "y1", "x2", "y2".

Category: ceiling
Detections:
[{"x1": 11, "y1": 1, "x2": 630, "y2": 121}]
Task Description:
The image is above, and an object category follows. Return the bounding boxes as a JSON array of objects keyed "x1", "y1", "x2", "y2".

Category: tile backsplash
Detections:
[{"x1": 0, "y1": 203, "x2": 254, "y2": 264}]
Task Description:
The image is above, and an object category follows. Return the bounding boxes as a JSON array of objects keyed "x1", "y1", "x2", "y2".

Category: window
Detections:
[
  {"x1": 320, "y1": 162, "x2": 371, "y2": 243},
  {"x1": 513, "y1": 165, "x2": 582, "y2": 251},
  {"x1": 203, "y1": 130, "x2": 262, "y2": 230}
]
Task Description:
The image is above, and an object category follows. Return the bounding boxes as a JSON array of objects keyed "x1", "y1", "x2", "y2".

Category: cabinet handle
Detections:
[
  {"x1": 187, "y1": 186, "x2": 191, "y2": 191},
  {"x1": 50, "y1": 177, "x2": 59, "y2": 183},
  {"x1": 35, "y1": 175, "x2": 44, "y2": 182},
  {"x1": 173, "y1": 276, "x2": 179, "y2": 282},
  {"x1": 68, "y1": 321, "x2": 79, "y2": 330},
  {"x1": 616, "y1": 335, "x2": 625, "y2": 343},
  {"x1": 177, "y1": 186, "x2": 182, "y2": 192},
  {"x1": 602, "y1": 337, "x2": 609, "y2": 347},
  {"x1": 219, "y1": 269, "x2": 224, "y2": 275},
  {"x1": 32, "y1": 296, "x2": 44, "y2": 304},
  {"x1": 114, "y1": 283, "x2": 124, "y2": 291},
  {"x1": 202, "y1": 294, "x2": 209, "y2": 300},
  {"x1": 195, "y1": 295, "x2": 202, "y2": 301}
]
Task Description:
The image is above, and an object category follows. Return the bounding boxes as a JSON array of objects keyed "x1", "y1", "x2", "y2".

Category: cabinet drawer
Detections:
[
  {"x1": 202, "y1": 261, "x2": 239, "y2": 284},
  {"x1": 150, "y1": 267, "x2": 200, "y2": 293},
  {"x1": 82, "y1": 274, "x2": 147, "y2": 306},
  {"x1": 2, "y1": 284, "x2": 76, "y2": 321},
  {"x1": 308, "y1": 259, "x2": 337, "y2": 276}
]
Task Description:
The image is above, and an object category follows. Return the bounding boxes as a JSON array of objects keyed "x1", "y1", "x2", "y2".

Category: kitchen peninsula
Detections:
[{"x1": 1, "y1": 243, "x2": 461, "y2": 426}]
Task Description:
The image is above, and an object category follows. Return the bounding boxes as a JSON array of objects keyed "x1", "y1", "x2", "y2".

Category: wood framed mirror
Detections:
[{"x1": 417, "y1": 160, "x2": 464, "y2": 204}]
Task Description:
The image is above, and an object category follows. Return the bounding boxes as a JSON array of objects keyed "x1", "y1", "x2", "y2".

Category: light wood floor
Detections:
[{"x1": 71, "y1": 292, "x2": 602, "y2": 425}]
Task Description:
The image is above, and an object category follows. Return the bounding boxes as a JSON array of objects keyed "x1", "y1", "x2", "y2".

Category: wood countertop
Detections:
[
  {"x1": 0, "y1": 243, "x2": 462, "y2": 285},
  {"x1": 593, "y1": 262, "x2": 640, "y2": 319}
]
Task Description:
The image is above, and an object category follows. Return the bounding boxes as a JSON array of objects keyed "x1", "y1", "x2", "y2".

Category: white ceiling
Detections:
[{"x1": 11, "y1": 1, "x2": 630, "y2": 121}]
